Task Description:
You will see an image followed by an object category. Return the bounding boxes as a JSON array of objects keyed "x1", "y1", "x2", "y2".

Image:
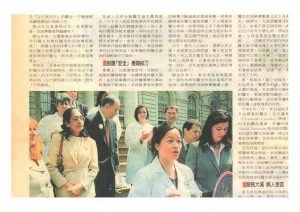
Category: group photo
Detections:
[{"x1": 29, "y1": 91, "x2": 232, "y2": 197}]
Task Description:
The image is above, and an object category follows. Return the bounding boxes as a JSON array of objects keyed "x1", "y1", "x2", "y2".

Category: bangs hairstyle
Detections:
[
  {"x1": 199, "y1": 109, "x2": 232, "y2": 148},
  {"x1": 151, "y1": 124, "x2": 180, "y2": 155},
  {"x1": 29, "y1": 117, "x2": 43, "y2": 161},
  {"x1": 60, "y1": 108, "x2": 89, "y2": 140},
  {"x1": 134, "y1": 105, "x2": 149, "y2": 122}
]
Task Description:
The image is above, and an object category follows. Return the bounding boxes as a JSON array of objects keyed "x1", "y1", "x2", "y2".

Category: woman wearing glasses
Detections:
[
  {"x1": 47, "y1": 108, "x2": 99, "y2": 197},
  {"x1": 128, "y1": 123, "x2": 201, "y2": 197}
]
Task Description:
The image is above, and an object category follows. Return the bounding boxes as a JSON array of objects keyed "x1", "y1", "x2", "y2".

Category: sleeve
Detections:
[
  {"x1": 128, "y1": 170, "x2": 151, "y2": 197},
  {"x1": 80, "y1": 138, "x2": 99, "y2": 190},
  {"x1": 113, "y1": 121, "x2": 119, "y2": 166},
  {"x1": 125, "y1": 123, "x2": 143, "y2": 150},
  {"x1": 37, "y1": 116, "x2": 51, "y2": 146},
  {"x1": 185, "y1": 144, "x2": 208, "y2": 193},
  {"x1": 46, "y1": 133, "x2": 68, "y2": 188},
  {"x1": 113, "y1": 115, "x2": 122, "y2": 141}
]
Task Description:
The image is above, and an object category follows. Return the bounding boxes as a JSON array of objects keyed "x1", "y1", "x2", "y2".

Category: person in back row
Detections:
[
  {"x1": 177, "y1": 119, "x2": 202, "y2": 164},
  {"x1": 125, "y1": 105, "x2": 154, "y2": 184},
  {"x1": 38, "y1": 93, "x2": 71, "y2": 163}
]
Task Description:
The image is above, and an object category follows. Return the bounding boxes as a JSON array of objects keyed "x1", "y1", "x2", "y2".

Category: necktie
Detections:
[
  {"x1": 186, "y1": 144, "x2": 190, "y2": 153},
  {"x1": 105, "y1": 119, "x2": 110, "y2": 147}
]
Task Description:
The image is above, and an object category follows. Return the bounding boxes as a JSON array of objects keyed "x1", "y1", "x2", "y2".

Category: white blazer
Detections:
[
  {"x1": 47, "y1": 134, "x2": 99, "y2": 197},
  {"x1": 128, "y1": 156, "x2": 201, "y2": 197},
  {"x1": 29, "y1": 159, "x2": 54, "y2": 197}
]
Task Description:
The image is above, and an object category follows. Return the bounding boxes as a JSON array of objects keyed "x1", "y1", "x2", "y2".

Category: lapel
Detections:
[
  {"x1": 63, "y1": 137, "x2": 79, "y2": 165},
  {"x1": 204, "y1": 145, "x2": 220, "y2": 174},
  {"x1": 152, "y1": 157, "x2": 175, "y2": 189},
  {"x1": 178, "y1": 140, "x2": 186, "y2": 162},
  {"x1": 174, "y1": 161, "x2": 185, "y2": 193},
  {"x1": 219, "y1": 145, "x2": 228, "y2": 172},
  {"x1": 91, "y1": 111, "x2": 109, "y2": 147}
]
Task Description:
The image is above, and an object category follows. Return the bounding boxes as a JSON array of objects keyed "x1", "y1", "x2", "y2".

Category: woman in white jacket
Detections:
[
  {"x1": 125, "y1": 105, "x2": 154, "y2": 184},
  {"x1": 128, "y1": 124, "x2": 201, "y2": 197}
]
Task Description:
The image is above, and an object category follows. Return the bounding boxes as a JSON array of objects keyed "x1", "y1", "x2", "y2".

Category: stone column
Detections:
[{"x1": 123, "y1": 91, "x2": 138, "y2": 126}]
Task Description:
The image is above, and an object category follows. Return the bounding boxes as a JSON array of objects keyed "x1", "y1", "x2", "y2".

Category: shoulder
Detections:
[
  {"x1": 127, "y1": 122, "x2": 138, "y2": 128},
  {"x1": 175, "y1": 161, "x2": 194, "y2": 175},
  {"x1": 85, "y1": 136, "x2": 96, "y2": 143},
  {"x1": 39, "y1": 114, "x2": 55, "y2": 122}
]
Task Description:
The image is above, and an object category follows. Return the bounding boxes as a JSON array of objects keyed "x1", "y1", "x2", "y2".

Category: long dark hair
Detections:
[
  {"x1": 199, "y1": 109, "x2": 232, "y2": 148},
  {"x1": 60, "y1": 108, "x2": 89, "y2": 140},
  {"x1": 151, "y1": 123, "x2": 181, "y2": 155}
]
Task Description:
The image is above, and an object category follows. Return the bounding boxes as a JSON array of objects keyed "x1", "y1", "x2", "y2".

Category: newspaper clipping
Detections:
[{"x1": 12, "y1": 14, "x2": 288, "y2": 198}]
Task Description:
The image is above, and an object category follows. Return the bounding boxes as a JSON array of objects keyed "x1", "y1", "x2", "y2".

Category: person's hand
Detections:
[
  {"x1": 166, "y1": 191, "x2": 181, "y2": 197},
  {"x1": 66, "y1": 183, "x2": 84, "y2": 197},
  {"x1": 63, "y1": 181, "x2": 73, "y2": 190},
  {"x1": 140, "y1": 131, "x2": 151, "y2": 143}
]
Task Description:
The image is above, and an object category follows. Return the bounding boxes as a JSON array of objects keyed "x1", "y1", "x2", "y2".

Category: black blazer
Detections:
[
  {"x1": 85, "y1": 111, "x2": 119, "y2": 172},
  {"x1": 75, "y1": 101, "x2": 89, "y2": 117}
]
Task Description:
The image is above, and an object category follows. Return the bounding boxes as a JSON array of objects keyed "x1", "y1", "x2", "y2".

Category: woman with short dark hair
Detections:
[
  {"x1": 47, "y1": 108, "x2": 99, "y2": 197},
  {"x1": 128, "y1": 124, "x2": 201, "y2": 197}
]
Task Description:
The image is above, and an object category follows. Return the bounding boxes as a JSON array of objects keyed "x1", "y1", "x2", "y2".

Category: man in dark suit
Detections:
[
  {"x1": 66, "y1": 91, "x2": 89, "y2": 116},
  {"x1": 177, "y1": 119, "x2": 201, "y2": 164},
  {"x1": 85, "y1": 96, "x2": 120, "y2": 197}
]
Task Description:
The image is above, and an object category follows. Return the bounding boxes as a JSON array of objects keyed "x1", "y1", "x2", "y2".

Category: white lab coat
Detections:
[
  {"x1": 125, "y1": 121, "x2": 154, "y2": 184},
  {"x1": 128, "y1": 156, "x2": 201, "y2": 197}
]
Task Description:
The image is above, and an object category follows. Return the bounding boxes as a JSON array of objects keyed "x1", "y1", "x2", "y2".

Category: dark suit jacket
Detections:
[
  {"x1": 185, "y1": 143, "x2": 232, "y2": 193},
  {"x1": 177, "y1": 140, "x2": 188, "y2": 164},
  {"x1": 85, "y1": 111, "x2": 119, "y2": 172},
  {"x1": 75, "y1": 101, "x2": 89, "y2": 117}
]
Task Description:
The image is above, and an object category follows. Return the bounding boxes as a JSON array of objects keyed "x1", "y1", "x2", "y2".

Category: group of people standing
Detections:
[
  {"x1": 29, "y1": 91, "x2": 232, "y2": 198},
  {"x1": 126, "y1": 105, "x2": 232, "y2": 197}
]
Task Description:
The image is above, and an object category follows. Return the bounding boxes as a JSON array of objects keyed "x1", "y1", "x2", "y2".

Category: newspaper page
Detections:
[{"x1": 12, "y1": 14, "x2": 288, "y2": 199}]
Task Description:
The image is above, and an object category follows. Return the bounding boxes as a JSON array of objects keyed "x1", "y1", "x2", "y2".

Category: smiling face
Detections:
[
  {"x1": 66, "y1": 110, "x2": 84, "y2": 136},
  {"x1": 155, "y1": 128, "x2": 182, "y2": 161},
  {"x1": 165, "y1": 108, "x2": 178, "y2": 125},
  {"x1": 137, "y1": 107, "x2": 148, "y2": 123},
  {"x1": 211, "y1": 122, "x2": 229, "y2": 144},
  {"x1": 29, "y1": 126, "x2": 38, "y2": 147}
]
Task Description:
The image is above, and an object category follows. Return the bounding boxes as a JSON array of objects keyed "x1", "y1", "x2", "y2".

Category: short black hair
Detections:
[
  {"x1": 134, "y1": 105, "x2": 149, "y2": 122},
  {"x1": 182, "y1": 119, "x2": 201, "y2": 136},
  {"x1": 151, "y1": 124, "x2": 180, "y2": 155}
]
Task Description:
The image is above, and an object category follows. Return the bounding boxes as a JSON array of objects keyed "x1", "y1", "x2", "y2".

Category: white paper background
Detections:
[{"x1": 1, "y1": 0, "x2": 300, "y2": 211}]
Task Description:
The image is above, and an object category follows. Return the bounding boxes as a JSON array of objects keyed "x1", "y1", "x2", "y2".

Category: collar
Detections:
[{"x1": 99, "y1": 108, "x2": 107, "y2": 123}]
